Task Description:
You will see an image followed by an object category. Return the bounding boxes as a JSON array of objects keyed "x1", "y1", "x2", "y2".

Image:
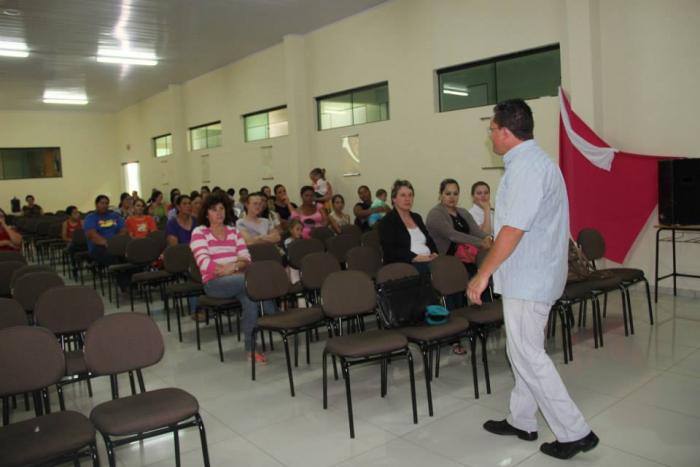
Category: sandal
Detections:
[
  {"x1": 248, "y1": 352, "x2": 268, "y2": 364},
  {"x1": 452, "y1": 343, "x2": 467, "y2": 355}
]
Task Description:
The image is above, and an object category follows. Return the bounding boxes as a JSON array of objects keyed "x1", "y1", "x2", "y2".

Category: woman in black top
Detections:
[
  {"x1": 272, "y1": 184, "x2": 297, "y2": 231},
  {"x1": 378, "y1": 179, "x2": 438, "y2": 275}
]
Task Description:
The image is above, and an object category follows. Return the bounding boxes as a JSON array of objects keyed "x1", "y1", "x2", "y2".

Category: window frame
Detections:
[
  {"x1": 0, "y1": 146, "x2": 63, "y2": 180},
  {"x1": 437, "y1": 44, "x2": 560, "y2": 113},
  {"x1": 316, "y1": 81, "x2": 390, "y2": 131},
  {"x1": 188, "y1": 121, "x2": 222, "y2": 151},
  {"x1": 152, "y1": 133, "x2": 173, "y2": 158},
  {"x1": 242, "y1": 105, "x2": 289, "y2": 142}
]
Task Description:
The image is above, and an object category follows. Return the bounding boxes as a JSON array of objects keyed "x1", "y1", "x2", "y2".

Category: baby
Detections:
[{"x1": 368, "y1": 188, "x2": 388, "y2": 226}]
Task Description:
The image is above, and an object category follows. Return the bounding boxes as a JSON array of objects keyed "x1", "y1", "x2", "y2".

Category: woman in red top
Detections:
[
  {"x1": 62, "y1": 206, "x2": 83, "y2": 242},
  {"x1": 125, "y1": 199, "x2": 157, "y2": 238},
  {"x1": 0, "y1": 208, "x2": 22, "y2": 251}
]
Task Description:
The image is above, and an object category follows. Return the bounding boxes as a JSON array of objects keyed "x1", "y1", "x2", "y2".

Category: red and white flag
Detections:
[{"x1": 558, "y1": 87, "x2": 678, "y2": 263}]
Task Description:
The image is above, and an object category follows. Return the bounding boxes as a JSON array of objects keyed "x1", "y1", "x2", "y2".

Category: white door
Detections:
[{"x1": 122, "y1": 161, "x2": 142, "y2": 198}]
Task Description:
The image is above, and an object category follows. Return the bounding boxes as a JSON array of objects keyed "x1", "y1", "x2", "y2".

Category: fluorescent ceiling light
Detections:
[
  {"x1": 43, "y1": 90, "x2": 88, "y2": 105},
  {"x1": 97, "y1": 48, "x2": 158, "y2": 66},
  {"x1": 443, "y1": 89, "x2": 469, "y2": 96},
  {"x1": 0, "y1": 40, "x2": 29, "y2": 58}
]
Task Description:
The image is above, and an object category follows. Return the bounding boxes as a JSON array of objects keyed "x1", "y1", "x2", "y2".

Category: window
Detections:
[
  {"x1": 153, "y1": 134, "x2": 172, "y2": 158},
  {"x1": 437, "y1": 45, "x2": 560, "y2": 112},
  {"x1": 244, "y1": 106, "x2": 289, "y2": 142},
  {"x1": 0, "y1": 147, "x2": 62, "y2": 180},
  {"x1": 317, "y1": 82, "x2": 389, "y2": 130},
  {"x1": 189, "y1": 121, "x2": 222, "y2": 151}
]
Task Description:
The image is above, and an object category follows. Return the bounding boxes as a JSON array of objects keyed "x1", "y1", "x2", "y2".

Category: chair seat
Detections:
[
  {"x1": 198, "y1": 296, "x2": 240, "y2": 308},
  {"x1": 288, "y1": 282, "x2": 304, "y2": 295},
  {"x1": 398, "y1": 317, "x2": 470, "y2": 341},
  {"x1": 65, "y1": 350, "x2": 88, "y2": 376},
  {"x1": 166, "y1": 281, "x2": 204, "y2": 296},
  {"x1": 107, "y1": 263, "x2": 136, "y2": 273},
  {"x1": 452, "y1": 303, "x2": 504, "y2": 324},
  {"x1": 0, "y1": 411, "x2": 95, "y2": 467},
  {"x1": 594, "y1": 268, "x2": 644, "y2": 282},
  {"x1": 132, "y1": 270, "x2": 171, "y2": 283},
  {"x1": 257, "y1": 307, "x2": 324, "y2": 330},
  {"x1": 562, "y1": 276, "x2": 621, "y2": 300},
  {"x1": 90, "y1": 388, "x2": 199, "y2": 436},
  {"x1": 326, "y1": 329, "x2": 407, "y2": 358}
]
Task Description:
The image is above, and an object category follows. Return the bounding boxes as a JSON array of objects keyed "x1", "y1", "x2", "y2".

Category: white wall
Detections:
[{"x1": 0, "y1": 110, "x2": 118, "y2": 213}]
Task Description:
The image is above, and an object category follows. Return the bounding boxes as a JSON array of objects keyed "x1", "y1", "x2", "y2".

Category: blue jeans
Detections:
[{"x1": 203, "y1": 274, "x2": 278, "y2": 351}]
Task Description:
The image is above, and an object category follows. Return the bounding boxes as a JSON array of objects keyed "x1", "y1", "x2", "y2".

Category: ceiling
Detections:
[{"x1": 0, "y1": 0, "x2": 386, "y2": 112}]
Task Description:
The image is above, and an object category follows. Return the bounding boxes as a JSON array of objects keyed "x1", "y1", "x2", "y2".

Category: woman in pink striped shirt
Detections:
[{"x1": 190, "y1": 193, "x2": 277, "y2": 363}]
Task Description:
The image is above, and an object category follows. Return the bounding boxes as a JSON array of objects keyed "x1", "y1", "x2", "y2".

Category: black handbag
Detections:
[{"x1": 376, "y1": 274, "x2": 439, "y2": 328}]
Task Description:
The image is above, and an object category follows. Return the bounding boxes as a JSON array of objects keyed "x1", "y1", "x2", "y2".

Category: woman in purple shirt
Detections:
[{"x1": 165, "y1": 195, "x2": 198, "y2": 246}]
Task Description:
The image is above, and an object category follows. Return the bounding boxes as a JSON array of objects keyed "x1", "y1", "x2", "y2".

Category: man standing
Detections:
[{"x1": 467, "y1": 99, "x2": 598, "y2": 459}]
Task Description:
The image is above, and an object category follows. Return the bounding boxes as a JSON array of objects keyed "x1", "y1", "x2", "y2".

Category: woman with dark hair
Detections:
[
  {"x1": 190, "y1": 193, "x2": 277, "y2": 363},
  {"x1": 125, "y1": 198, "x2": 157, "y2": 238},
  {"x1": 191, "y1": 194, "x2": 203, "y2": 220},
  {"x1": 272, "y1": 184, "x2": 297, "y2": 230},
  {"x1": 62, "y1": 205, "x2": 83, "y2": 279},
  {"x1": 166, "y1": 195, "x2": 197, "y2": 247},
  {"x1": 426, "y1": 179, "x2": 492, "y2": 257},
  {"x1": 469, "y1": 181, "x2": 494, "y2": 235},
  {"x1": 377, "y1": 180, "x2": 438, "y2": 275},
  {"x1": 290, "y1": 186, "x2": 327, "y2": 239},
  {"x1": 0, "y1": 208, "x2": 22, "y2": 251},
  {"x1": 328, "y1": 194, "x2": 351, "y2": 234},
  {"x1": 118, "y1": 192, "x2": 133, "y2": 219}
]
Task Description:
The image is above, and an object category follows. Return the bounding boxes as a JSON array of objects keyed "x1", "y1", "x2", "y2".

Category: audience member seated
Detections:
[
  {"x1": 291, "y1": 186, "x2": 328, "y2": 239},
  {"x1": 468, "y1": 181, "x2": 494, "y2": 236},
  {"x1": 378, "y1": 179, "x2": 438, "y2": 275},
  {"x1": 328, "y1": 194, "x2": 351, "y2": 234},
  {"x1": 125, "y1": 199, "x2": 157, "y2": 238},
  {"x1": 62, "y1": 205, "x2": 84, "y2": 279},
  {"x1": 236, "y1": 192, "x2": 281, "y2": 245},
  {"x1": 272, "y1": 184, "x2": 297, "y2": 230},
  {"x1": 0, "y1": 208, "x2": 22, "y2": 251},
  {"x1": 426, "y1": 178, "x2": 492, "y2": 257},
  {"x1": 118, "y1": 193, "x2": 134, "y2": 219},
  {"x1": 21, "y1": 194, "x2": 43, "y2": 217},
  {"x1": 368, "y1": 188, "x2": 388, "y2": 227},
  {"x1": 84, "y1": 194, "x2": 129, "y2": 289},
  {"x1": 190, "y1": 193, "x2": 278, "y2": 363},
  {"x1": 167, "y1": 188, "x2": 181, "y2": 212},
  {"x1": 165, "y1": 195, "x2": 197, "y2": 246},
  {"x1": 234, "y1": 188, "x2": 248, "y2": 217},
  {"x1": 354, "y1": 185, "x2": 387, "y2": 232},
  {"x1": 147, "y1": 189, "x2": 167, "y2": 222}
]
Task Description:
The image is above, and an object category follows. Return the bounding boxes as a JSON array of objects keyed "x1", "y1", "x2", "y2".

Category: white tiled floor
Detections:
[{"x1": 9, "y1": 276, "x2": 700, "y2": 467}]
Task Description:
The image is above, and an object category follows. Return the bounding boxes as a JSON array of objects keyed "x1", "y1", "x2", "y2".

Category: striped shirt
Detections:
[{"x1": 190, "y1": 225, "x2": 251, "y2": 284}]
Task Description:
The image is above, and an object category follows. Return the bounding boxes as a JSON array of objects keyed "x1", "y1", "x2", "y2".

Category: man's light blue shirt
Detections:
[{"x1": 493, "y1": 139, "x2": 569, "y2": 305}]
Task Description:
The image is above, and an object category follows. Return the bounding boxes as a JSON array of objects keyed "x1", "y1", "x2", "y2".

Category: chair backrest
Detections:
[
  {"x1": 13, "y1": 271, "x2": 65, "y2": 312},
  {"x1": 106, "y1": 234, "x2": 131, "y2": 257},
  {"x1": 35, "y1": 286, "x2": 104, "y2": 335},
  {"x1": 47, "y1": 222, "x2": 63, "y2": 239},
  {"x1": 189, "y1": 261, "x2": 203, "y2": 284},
  {"x1": 376, "y1": 262, "x2": 419, "y2": 285},
  {"x1": 429, "y1": 255, "x2": 468, "y2": 296},
  {"x1": 163, "y1": 244, "x2": 194, "y2": 274},
  {"x1": 125, "y1": 237, "x2": 160, "y2": 264},
  {"x1": 147, "y1": 229, "x2": 167, "y2": 253},
  {"x1": 577, "y1": 228, "x2": 605, "y2": 262},
  {"x1": 0, "y1": 260, "x2": 25, "y2": 296},
  {"x1": 0, "y1": 326, "x2": 65, "y2": 397},
  {"x1": 321, "y1": 270, "x2": 377, "y2": 319},
  {"x1": 310, "y1": 226, "x2": 334, "y2": 243},
  {"x1": 300, "y1": 252, "x2": 341, "y2": 290},
  {"x1": 0, "y1": 251, "x2": 26, "y2": 263},
  {"x1": 346, "y1": 246, "x2": 383, "y2": 279},
  {"x1": 84, "y1": 313, "x2": 164, "y2": 375},
  {"x1": 287, "y1": 238, "x2": 325, "y2": 269},
  {"x1": 0, "y1": 298, "x2": 27, "y2": 329},
  {"x1": 245, "y1": 260, "x2": 290, "y2": 301},
  {"x1": 361, "y1": 229, "x2": 382, "y2": 253},
  {"x1": 326, "y1": 233, "x2": 361, "y2": 263},
  {"x1": 71, "y1": 228, "x2": 87, "y2": 246},
  {"x1": 10, "y1": 264, "x2": 55, "y2": 289},
  {"x1": 339, "y1": 224, "x2": 362, "y2": 240},
  {"x1": 248, "y1": 242, "x2": 284, "y2": 264}
]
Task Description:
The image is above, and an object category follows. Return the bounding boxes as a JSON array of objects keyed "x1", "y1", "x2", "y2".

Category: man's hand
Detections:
[
  {"x1": 480, "y1": 236, "x2": 493, "y2": 250},
  {"x1": 467, "y1": 272, "x2": 490, "y2": 305}
]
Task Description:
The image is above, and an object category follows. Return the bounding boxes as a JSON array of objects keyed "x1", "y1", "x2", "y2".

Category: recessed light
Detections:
[
  {"x1": 43, "y1": 90, "x2": 88, "y2": 105},
  {"x1": 0, "y1": 40, "x2": 29, "y2": 58},
  {"x1": 97, "y1": 48, "x2": 158, "y2": 66},
  {"x1": 1, "y1": 8, "x2": 22, "y2": 17}
]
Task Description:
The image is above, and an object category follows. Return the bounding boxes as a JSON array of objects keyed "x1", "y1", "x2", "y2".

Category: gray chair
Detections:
[
  {"x1": 12, "y1": 271, "x2": 65, "y2": 319},
  {"x1": 248, "y1": 242, "x2": 284, "y2": 264},
  {"x1": 9, "y1": 264, "x2": 55, "y2": 290},
  {"x1": 0, "y1": 326, "x2": 98, "y2": 466},
  {"x1": 0, "y1": 261, "x2": 25, "y2": 298},
  {"x1": 321, "y1": 270, "x2": 418, "y2": 438},
  {"x1": 310, "y1": 226, "x2": 334, "y2": 243},
  {"x1": 287, "y1": 238, "x2": 325, "y2": 270},
  {"x1": 85, "y1": 313, "x2": 210, "y2": 467},
  {"x1": 163, "y1": 245, "x2": 204, "y2": 341},
  {"x1": 300, "y1": 252, "x2": 341, "y2": 305},
  {"x1": 326, "y1": 233, "x2": 361, "y2": 265},
  {"x1": 0, "y1": 298, "x2": 26, "y2": 329},
  {"x1": 0, "y1": 251, "x2": 26, "y2": 264},
  {"x1": 346, "y1": 245, "x2": 383, "y2": 279},
  {"x1": 248, "y1": 261, "x2": 326, "y2": 396}
]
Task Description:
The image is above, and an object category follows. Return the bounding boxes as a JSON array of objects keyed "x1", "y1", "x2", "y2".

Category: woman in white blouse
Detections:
[{"x1": 468, "y1": 181, "x2": 494, "y2": 236}]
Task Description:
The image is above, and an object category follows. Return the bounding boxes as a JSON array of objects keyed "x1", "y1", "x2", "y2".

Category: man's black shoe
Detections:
[
  {"x1": 540, "y1": 431, "x2": 599, "y2": 459},
  {"x1": 483, "y1": 419, "x2": 538, "y2": 441}
]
